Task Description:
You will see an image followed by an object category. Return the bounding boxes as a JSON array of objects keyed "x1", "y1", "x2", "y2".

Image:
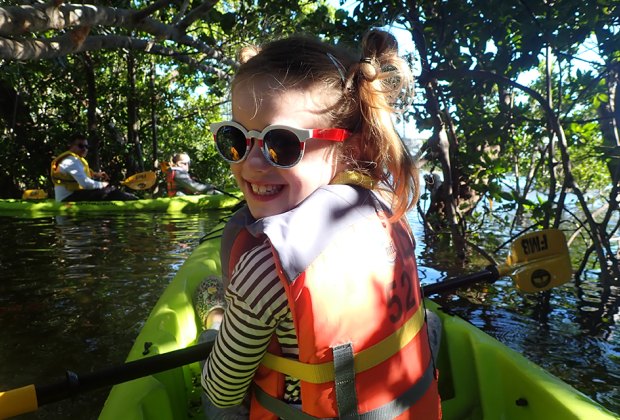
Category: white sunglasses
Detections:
[{"x1": 210, "y1": 121, "x2": 350, "y2": 168}]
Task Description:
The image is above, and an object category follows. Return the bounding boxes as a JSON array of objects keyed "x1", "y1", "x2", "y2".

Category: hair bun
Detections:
[
  {"x1": 362, "y1": 30, "x2": 399, "y2": 59},
  {"x1": 238, "y1": 45, "x2": 261, "y2": 65}
]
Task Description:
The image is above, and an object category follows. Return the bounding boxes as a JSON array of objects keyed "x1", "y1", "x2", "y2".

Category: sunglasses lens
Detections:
[
  {"x1": 215, "y1": 125, "x2": 247, "y2": 162},
  {"x1": 263, "y1": 129, "x2": 302, "y2": 167}
]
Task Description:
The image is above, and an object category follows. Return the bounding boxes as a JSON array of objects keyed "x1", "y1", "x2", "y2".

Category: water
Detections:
[
  {"x1": 0, "y1": 212, "x2": 227, "y2": 419},
  {"x1": 408, "y1": 213, "x2": 620, "y2": 415},
  {"x1": 0, "y1": 211, "x2": 618, "y2": 418}
]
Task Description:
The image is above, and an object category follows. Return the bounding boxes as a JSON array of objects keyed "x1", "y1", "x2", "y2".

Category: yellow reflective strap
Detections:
[
  {"x1": 260, "y1": 349, "x2": 335, "y2": 384},
  {"x1": 260, "y1": 305, "x2": 426, "y2": 384},
  {"x1": 354, "y1": 305, "x2": 425, "y2": 372}
]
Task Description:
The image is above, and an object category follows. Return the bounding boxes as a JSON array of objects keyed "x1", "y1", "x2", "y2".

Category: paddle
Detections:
[
  {"x1": 0, "y1": 228, "x2": 571, "y2": 418},
  {"x1": 120, "y1": 171, "x2": 157, "y2": 190},
  {"x1": 213, "y1": 187, "x2": 241, "y2": 199},
  {"x1": 0, "y1": 342, "x2": 215, "y2": 419},
  {"x1": 424, "y1": 228, "x2": 572, "y2": 295}
]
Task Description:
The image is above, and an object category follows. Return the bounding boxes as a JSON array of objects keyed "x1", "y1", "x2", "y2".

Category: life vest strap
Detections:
[
  {"x1": 254, "y1": 387, "x2": 317, "y2": 420},
  {"x1": 260, "y1": 304, "x2": 426, "y2": 384},
  {"x1": 332, "y1": 343, "x2": 360, "y2": 419},
  {"x1": 254, "y1": 361, "x2": 435, "y2": 419}
]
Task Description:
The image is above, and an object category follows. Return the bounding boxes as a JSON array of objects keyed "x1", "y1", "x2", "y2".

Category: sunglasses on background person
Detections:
[
  {"x1": 210, "y1": 121, "x2": 350, "y2": 169},
  {"x1": 76, "y1": 143, "x2": 89, "y2": 150}
]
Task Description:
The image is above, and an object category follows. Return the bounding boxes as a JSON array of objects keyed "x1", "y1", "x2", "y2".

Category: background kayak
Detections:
[{"x1": 0, "y1": 193, "x2": 242, "y2": 216}]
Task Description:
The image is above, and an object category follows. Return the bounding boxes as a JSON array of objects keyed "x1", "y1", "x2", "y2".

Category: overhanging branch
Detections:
[
  {"x1": 0, "y1": 34, "x2": 230, "y2": 78},
  {"x1": 0, "y1": 2, "x2": 237, "y2": 69}
]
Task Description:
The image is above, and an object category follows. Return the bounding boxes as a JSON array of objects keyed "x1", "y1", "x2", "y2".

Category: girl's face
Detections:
[{"x1": 230, "y1": 80, "x2": 344, "y2": 219}]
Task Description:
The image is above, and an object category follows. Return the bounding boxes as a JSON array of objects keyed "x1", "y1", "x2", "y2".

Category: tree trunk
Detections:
[
  {"x1": 150, "y1": 58, "x2": 158, "y2": 168},
  {"x1": 126, "y1": 51, "x2": 144, "y2": 174},
  {"x1": 83, "y1": 52, "x2": 102, "y2": 171},
  {"x1": 407, "y1": 4, "x2": 465, "y2": 257},
  {"x1": 598, "y1": 63, "x2": 620, "y2": 181}
]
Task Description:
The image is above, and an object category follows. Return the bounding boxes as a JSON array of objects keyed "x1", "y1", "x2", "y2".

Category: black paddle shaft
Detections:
[
  {"x1": 422, "y1": 265, "x2": 500, "y2": 296},
  {"x1": 214, "y1": 187, "x2": 239, "y2": 198},
  {"x1": 35, "y1": 341, "x2": 214, "y2": 406}
]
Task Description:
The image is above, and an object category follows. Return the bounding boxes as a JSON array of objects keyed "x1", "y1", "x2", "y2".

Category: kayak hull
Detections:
[
  {"x1": 99, "y1": 230, "x2": 618, "y2": 420},
  {"x1": 0, "y1": 194, "x2": 241, "y2": 215}
]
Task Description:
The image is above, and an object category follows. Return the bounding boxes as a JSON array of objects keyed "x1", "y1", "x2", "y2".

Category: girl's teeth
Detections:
[{"x1": 251, "y1": 183, "x2": 282, "y2": 195}]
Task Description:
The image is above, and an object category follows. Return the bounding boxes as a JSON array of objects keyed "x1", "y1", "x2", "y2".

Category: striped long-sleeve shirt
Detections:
[{"x1": 202, "y1": 239, "x2": 300, "y2": 407}]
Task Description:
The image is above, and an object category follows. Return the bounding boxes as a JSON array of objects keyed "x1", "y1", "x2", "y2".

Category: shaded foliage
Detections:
[{"x1": 0, "y1": 0, "x2": 340, "y2": 196}]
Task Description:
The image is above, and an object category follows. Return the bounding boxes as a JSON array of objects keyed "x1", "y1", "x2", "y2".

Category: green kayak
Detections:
[
  {"x1": 0, "y1": 193, "x2": 242, "y2": 216},
  {"x1": 95, "y1": 230, "x2": 617, "y2": 420}
]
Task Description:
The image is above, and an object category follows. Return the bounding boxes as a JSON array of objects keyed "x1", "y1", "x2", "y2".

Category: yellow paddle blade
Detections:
[
  {"x1": 22, "y1": 189, "x2": 48, "y2": 200},
  {"x1": 0, "y1": 384, "x2": 38, "y2": 418},
  {"x1": 500, "y1": 229, "x2": 572, "y2": 292},
  {"x1": 122, "y1": 171, "x2": 157, "y2": 190}
]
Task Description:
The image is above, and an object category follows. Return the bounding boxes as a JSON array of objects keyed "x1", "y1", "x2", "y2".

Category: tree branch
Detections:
[
  {"x1": 431, "y1": 67, "x2": 618, "y2": 274},
  {"x1": 0, "y1": 34, "x2": 230, "y2": 79},
  {"x1": 0, "y1": 4, "x2": 134, "y2": 36},
  {"x1": 132, "y1": 0, "x2": 172, "y2": 23},
  {"x1": 177, "y1": 0, "x2": 218, "y2": 33},
  {"x1": 0, "y1": 3, "x2": 237, "y2": 69}
]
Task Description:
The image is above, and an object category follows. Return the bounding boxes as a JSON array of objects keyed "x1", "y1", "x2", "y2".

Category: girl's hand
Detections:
[{"x1": 206, "y1": 308, "x2": 224, "y2": 330}]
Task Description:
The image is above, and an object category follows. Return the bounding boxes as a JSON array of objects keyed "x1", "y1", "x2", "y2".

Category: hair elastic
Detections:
[{"x1": 326, "y1": 52, "x2": 346, "y2": 84}]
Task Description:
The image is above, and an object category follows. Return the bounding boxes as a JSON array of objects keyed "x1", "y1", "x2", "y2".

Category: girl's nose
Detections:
[{"x1": 244, "y1": 138, "x2": 270, "y2": 169}]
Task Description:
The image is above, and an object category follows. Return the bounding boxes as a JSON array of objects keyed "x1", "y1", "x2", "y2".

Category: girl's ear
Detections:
[{"x1": 342, "y1": 133, "x2": 363, "y2": 162}]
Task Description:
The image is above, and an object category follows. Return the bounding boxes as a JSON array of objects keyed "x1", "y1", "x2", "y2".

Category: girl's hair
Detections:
[{"x1": 233, "y1": 29, "x2": 418, "y2": 221}]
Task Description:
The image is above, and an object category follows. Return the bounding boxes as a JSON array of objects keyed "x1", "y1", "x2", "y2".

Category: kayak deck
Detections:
[
  {"x1": 99, "y1": 231, "x2": 618, "y2": 420},
  {"x1": 0, "y1": 193, "x2": 241, "y2": 215}
]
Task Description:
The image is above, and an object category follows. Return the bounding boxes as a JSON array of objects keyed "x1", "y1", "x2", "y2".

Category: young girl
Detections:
[
  {"x1": 198, "y1": 29, "x2": 442, "y2": 419},
  {"x1": 165, "y1": 152, "x2": 215, "y2": 196}
]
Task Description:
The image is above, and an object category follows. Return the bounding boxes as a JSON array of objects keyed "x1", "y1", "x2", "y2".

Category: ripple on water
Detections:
[{"x1": 0, "y1": 213, "x2": 222, "y2": 419}]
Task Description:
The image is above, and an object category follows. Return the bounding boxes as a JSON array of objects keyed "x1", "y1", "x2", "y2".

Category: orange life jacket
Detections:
[
  {"x1": 221, "y1": 185, "x2": 441, "y2": 419},
  {"x1": 50, "y1": 151, "x2": 93, "y2": 191},
  {"x1": 166, "y1": 168, "x2": 177, "y2": 197}
]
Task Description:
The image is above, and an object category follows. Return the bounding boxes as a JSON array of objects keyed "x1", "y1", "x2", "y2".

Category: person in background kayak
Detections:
[
  {"x1": 166, "y1": 152, "x2": 216, "y2": 196},
  {"x1": 197, "y1": 29, "x2": 442, "y2": 419},
  {"x1": 50, "y1": 133, "x2": 137, "y2": 202}
]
